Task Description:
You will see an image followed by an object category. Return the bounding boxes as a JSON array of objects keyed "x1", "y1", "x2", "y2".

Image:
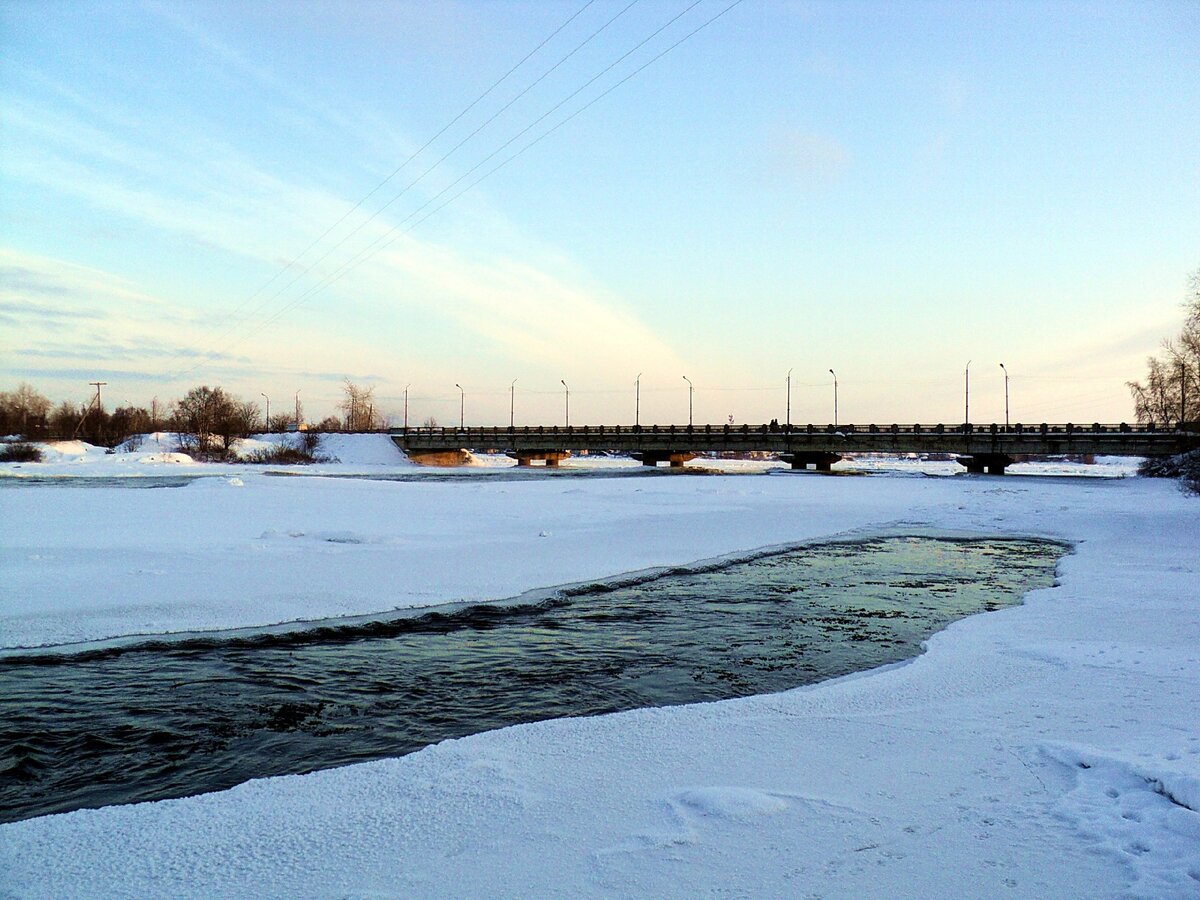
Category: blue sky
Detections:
[{"x1": 2, "y1": 0, "x2": 1197, "y2": 426}]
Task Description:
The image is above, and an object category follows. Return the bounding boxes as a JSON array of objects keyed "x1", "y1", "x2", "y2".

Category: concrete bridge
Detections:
[{"x1": 390, "y1": 422, "x2": 1198, "y2": 474}]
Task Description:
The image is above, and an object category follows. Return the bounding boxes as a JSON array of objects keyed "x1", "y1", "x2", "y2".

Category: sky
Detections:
[{"x1": 1, "y1": 0, "x2": 1197, "y2": 427}]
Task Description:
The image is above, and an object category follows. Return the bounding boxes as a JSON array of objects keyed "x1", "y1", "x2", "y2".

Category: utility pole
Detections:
[
  {"x1": 295, "y1": 390, "x2": 302, "y2": 430},
  {"x1": 561, "y1": 379, "x2": 570, "y2": 427},
  {"x1": 261, "y1": 393, "x2": 270, "y2": 431},
  {"x1": 75, "y1": 381, "x2": 107, "y2": 439},
  {"x1": 510, "y1": 379, "x2": 517, "y2": 429},
  {"x1": 455, "y1": 383, "x2": 464, "y2": 430},
  {"x1": 682, "y1": 375, "x2": 693, "y2": 427},
  {"x1": 635, "y1": 373, "x2": 642, "y2": 429},
  {"x1": 403, "y1": 384, "x2": 410, "y2": 432}
]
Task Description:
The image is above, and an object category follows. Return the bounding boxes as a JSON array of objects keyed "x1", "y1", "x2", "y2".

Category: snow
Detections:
[{"x1": 1, "y1": 436, "x2": 1197, "y2": 897}]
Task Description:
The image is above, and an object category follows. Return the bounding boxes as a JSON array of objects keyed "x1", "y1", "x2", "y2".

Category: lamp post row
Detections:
[{"x1": 376, "y1": 365, "x2": 1014, "y2": 431}]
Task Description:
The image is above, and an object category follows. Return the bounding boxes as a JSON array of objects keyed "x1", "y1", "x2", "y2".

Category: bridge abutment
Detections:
[{"x1": 405, "y1": 449, "x2": 474, "y2": 467}]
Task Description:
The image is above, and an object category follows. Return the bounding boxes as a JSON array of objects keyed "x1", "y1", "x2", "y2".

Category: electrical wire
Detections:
[
  {"x1": 173, "y1": 0, "x2": 606, "y2": 376},
  {"x1": 190, "y1": 0, "x2": 744, "y2": 363}
]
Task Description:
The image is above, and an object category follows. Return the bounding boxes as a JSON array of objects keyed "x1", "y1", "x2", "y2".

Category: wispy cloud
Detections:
[
  {"x1": 1, "y1": 4, "x2": 690, "y2": 415},
  {"x1": 762, "y1": 127, "x2": 850, "y2": 190}
]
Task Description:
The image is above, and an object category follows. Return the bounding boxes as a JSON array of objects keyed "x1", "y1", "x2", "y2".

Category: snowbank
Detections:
[
  {"x1": 0, "y1": 432, "x2": 1148, "y2": 480},
  {"x1": 1, "y1": 472, "x2": 1198, "y2": 897}
]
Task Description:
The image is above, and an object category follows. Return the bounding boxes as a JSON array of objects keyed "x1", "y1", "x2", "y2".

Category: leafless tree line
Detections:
[
  {"x1": 0, "y1": 380, "x2": 380, "y2": 455},
  {"x1": 1127, "y1": 268, "x2": 1200, "y2": 425}
]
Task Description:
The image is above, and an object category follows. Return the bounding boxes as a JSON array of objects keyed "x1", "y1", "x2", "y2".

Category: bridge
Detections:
[{"x1": 390, "y1": 422, "x2": 1198, "y2": 474}]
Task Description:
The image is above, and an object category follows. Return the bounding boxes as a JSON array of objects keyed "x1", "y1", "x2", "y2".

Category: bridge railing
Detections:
[{"x1": 390, "y1": 422, "x2": 1183, "y2": 439}]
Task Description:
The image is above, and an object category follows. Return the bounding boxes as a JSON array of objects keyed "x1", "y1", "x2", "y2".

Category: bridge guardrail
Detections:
[{"x1": 390, "y1": 422, "x2": 1188, "y2": 439}]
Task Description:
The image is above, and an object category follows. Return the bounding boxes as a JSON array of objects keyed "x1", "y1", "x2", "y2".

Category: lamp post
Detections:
[
  {"x1": 402, "y1": 385, "x2": 410, "y2": 432},
  {"x1": 455, "y1": 383, "x2": 464, "y2": 430},
  {"x1": 561, "y1": 379, "x2": 569, "y2": 427},
  {"x1": 509, "y1": 379, "x2": 517, "y2": 429},
  {"x1": 999, "y1": 363, "x2": 1009, "y2": 428},
  {"x1": 295, "y1": 390, "x2": 302, "y2": 430},
  {"x1": 682, "y1": 375, "x2": 693, "y2": 427},
  {"x1": 829, "y1": 369, "x2": 838, "y2": 428},
  {"x1": 964, "y1": 360, "x2": 971, "y2": 426},
  {"x1": 635, "y1": 372, "x2": 642, "y2": 428},
  {"x1": 260, "y1": 393, "x2": 270, "y2": 432},
  {"x1": 786, "y1": 368, "x2": 793, "y2": 431}
]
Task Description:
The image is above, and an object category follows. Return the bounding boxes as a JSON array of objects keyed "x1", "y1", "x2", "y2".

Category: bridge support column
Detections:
[
  {"x1": 633, "y1": 452, "x2": 696, "y2": 468},
  {"x1": 956, "y1": 454, "x2": 1013, "y2": 475},
  {"x1": 506, "y1": 451, "x2": 570, "y2": 467},
  {"x1": 781, "y1": 452, "x2": 843, "y2": 472}
]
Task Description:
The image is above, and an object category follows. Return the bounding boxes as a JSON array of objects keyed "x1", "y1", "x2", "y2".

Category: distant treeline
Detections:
[
  {"x1": 1128, "y1": 269, "x2": 1199, "y2": 425},
  {"x1": 0, "y1": 380, "x2": 383, "y2": 456}
]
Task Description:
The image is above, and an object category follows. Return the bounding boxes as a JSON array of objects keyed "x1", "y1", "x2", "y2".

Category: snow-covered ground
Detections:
[
  {"x1": 1, "y1": 438, "x2": 1196, "y2": 897},
  {"x1": 0, "y1": 432, "x2": 1143, "y2": 480}
]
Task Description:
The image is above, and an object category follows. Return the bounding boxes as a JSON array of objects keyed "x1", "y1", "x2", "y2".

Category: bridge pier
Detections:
[
  {"x1": 781, "y1": 452, "x2": 843, "y2": 472},
  {"x1": 955, "y1": 453, "x2": 1013, "y2": 475},
  {"x1": 507, "y1": 451, "x2": 571, "y2": 467},
  {"x1": 633, "y1": 452, "x2": 696, "y2": 468}
]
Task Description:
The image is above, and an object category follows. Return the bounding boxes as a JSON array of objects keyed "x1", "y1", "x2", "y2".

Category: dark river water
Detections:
[{"x1": 0, "y1": 536, "x2": 1061, "y2": 823}]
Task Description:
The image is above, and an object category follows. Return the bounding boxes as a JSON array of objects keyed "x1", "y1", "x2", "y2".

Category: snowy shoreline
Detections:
[
  {"x1": 0, "y1": 525, "x2": 1066, "y2": 660},
  {"x1": 1, "y1": 440, "x2": 1197, "y2": 897}
]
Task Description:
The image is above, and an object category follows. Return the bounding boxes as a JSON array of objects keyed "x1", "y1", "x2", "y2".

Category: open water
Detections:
[{"x1": 0, "y1": 536, "x2": 1062, "y2": 823}]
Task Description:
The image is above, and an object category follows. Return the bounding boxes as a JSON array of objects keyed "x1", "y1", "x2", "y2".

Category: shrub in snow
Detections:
[
  {"x1": 1139, "y1": 449, "x2": 1200, "y2": 495},
  {"x1": 239, "y1": 434, "x2": 329, "y2": 465},
  {"x1": 0, "y1": 441, "x2": 42, "y2": 462}
]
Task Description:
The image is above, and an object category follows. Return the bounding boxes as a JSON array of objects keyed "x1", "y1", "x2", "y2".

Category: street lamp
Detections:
[
  {"x1": 829, "y1": 369, "x2": 838, "y2": 428},
  {"x1": 635, "y1": 373, "x2": 642, "y2": 429},
  {"x1": 295, "y1": 390, "x2": 302, "y2": 430},
  {"x1": 964, "y1": 360, "x2": 971, "y2": 426},
  {"x1": 682, "y1": 375, "x2": 693, "y2": 427},
  {"x1": 786, "y1": 367, "x2": 793, "y2": 431},
  {"x1": 455, "y1": 383, "x2": 464, "y2": 430},
  {"x1": 260, "y1": 393, "x2": 270, "y2": 432},
  {"x1": 509, "y1": 379, "x2": 517, "y2": 430},
  {"x1": 402, "y1": 384, "x2": 410, "y2": 432},
  {"x1": 999, "y1": 364, "x2": 1009, "y2": 428},
  {"x1": 561, "y1": 379, "x2": 570, "y2": 427}
]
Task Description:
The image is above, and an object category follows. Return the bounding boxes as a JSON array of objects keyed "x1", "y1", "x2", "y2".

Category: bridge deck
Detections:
[{"x1": 391, "y1": 423, "x2": 1195, "y2": 459}]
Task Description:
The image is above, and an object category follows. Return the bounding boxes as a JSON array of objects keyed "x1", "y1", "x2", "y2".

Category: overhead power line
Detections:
[
  {"x1": 235, "y1": 0, "x2": 744, "y2": 349},
  {"x1": 174, "y1": 0, "x2": 604, "y2": 376}
]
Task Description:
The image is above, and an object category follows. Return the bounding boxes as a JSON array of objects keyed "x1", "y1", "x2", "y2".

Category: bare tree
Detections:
[
  {"x1": 1129, "y1": 269, "x2": 1200, "y2": 424},
  {"x1": 268, "y1": 412, "x2": 295, "y2": 432},
  {"x1": 340, "y1": 380, "x2": 382, "y2": 431},
  {"x1": 48, "y1": 401, "x2": 81, "y2": 439},
  {"x1": 0, "y1": 383, "x2": 52, "y2": 438},
  {"x1": 173, "y1": 386, "x2": 257, "y2": 456}
]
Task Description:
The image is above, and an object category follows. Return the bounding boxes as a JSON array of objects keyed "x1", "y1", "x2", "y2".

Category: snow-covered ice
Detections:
[{"x1": 1, "y1": 437, "x2": 1196, "y2": 897}]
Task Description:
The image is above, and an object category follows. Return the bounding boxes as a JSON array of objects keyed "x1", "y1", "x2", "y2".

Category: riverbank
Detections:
[{"x1": 1, "y1": 467, "x2": 1197, "y2": 897}]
